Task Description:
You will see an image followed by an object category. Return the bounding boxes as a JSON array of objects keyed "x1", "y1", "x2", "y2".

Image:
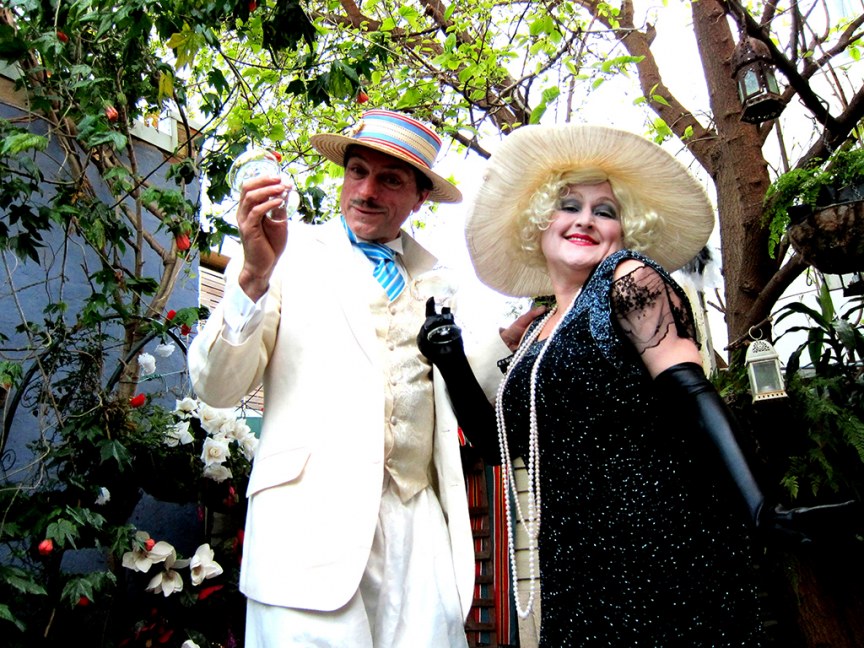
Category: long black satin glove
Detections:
[
  {"x1": 417, "y1": 297, "x2": 501, "y2": 465},
  {"x1": 655, "y1": 362, "x2": 861, "y2": 545}
]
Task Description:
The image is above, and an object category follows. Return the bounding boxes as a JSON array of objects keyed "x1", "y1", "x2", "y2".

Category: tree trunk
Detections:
[
  {"x1": 690, "y1": 0, "x2": 780, "y2": 347},
  {"x1": 763, "y1": 547, "x2": 864, "y2": 647}
]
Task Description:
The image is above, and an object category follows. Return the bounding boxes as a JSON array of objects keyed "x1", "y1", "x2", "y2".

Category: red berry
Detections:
[
  {"x1": 38, "y1": 538, "x2": 53, "y2": 556},
  {"x1": 180, "y1": 324, "x2": 192, "y2": 336},
  {"x1": 357, "y1": 91, "x2": 369, "y2": 104},
  {"x1": 105, "y1": 106, "x2": 119, "y2": 122},
  {"x1": 165, "y1": 309, "x2": 176, "y2": 321},
  {"x1": 57, "y1": 31, "x2": 69, "y2": 43},
  {"x1": 77, "y1": 596, "x2": 91, "y2": 607},
  {"x1": 144, "y1": 538, "x2": 156, "y2": 551},
  {"x1": 269, "y1": 150, "x2": 282, "y2": 163},
  {"x1": 175, "y1": 233, "x2": 191, "y2": 251},
  {"x1": 129, "y1": 393, "x2": 146, "y2": 408},
  {"x1": 249, "y1": 0, "x2": 258, "y2": 11}
]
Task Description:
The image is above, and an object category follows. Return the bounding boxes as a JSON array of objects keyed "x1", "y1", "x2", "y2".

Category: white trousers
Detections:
[{"x1": 245, "y1": 477, "x2": 469, "y2": 647}]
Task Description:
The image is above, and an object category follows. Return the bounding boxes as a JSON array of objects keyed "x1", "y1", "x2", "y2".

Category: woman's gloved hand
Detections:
[
  {"x1": 417, "y1": 297, "x2": 501, "y2": 464},
  {"x1": 757, "y1": 500, "x2": 862, "y2": 546},
  {"x1": 417, "y1": 297, "x2": 465, "y2": 371},
  {"x1": 656, "y1": 362, "x2": 862, "y2": 545}
]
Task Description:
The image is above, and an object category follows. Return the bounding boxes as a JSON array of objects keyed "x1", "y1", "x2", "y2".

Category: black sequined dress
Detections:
[{"x1": 501, "y1": 250, "x2": 764, "y2": 646}]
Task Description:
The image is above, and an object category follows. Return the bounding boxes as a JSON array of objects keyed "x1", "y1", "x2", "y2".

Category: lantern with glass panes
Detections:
[
  {"x1": 731, "y1": 33, "x2": 786, "y2": 124},
  {"x1": 745, "y1": 337, "x2": 787, "y2": 403}
]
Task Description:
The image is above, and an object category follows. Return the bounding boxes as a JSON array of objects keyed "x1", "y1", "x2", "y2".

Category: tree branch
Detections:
[{"x1": 742, "y1": 252, "x2": 809, "y2": 334}]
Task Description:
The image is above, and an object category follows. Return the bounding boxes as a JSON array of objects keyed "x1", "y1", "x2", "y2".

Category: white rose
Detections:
[
  {"x1": 165, "y1": 421, "x2": 194, "y2": 447},
  {"x1": 201, "y1": 435, "x2": 231, "y2": 466},
  {"x1": 175, "y1": 397, "x2": 199, "y2": 415},
  {"x1": 198, "y1": 405, "x2": 230, "y2": 435},
  {"x1": 239, "y1": 433, "x2": 259, "y2": 461},
  {"x1": 154, "y1": 342, "x2": 176, "y2": 358},
  {"x1": 202, "y1": 463, "x2": 233, "y2": 482},
  {"x1": 95, "y1": 487, "x2": 111, "y2": 506},
  {"x1": 137, "y1": 352, "x2": 156, "y2": 376}
]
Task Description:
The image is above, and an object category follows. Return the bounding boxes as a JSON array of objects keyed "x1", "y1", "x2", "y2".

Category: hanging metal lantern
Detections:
[
  {"x1": 731, "y1": 34, "x2": 786, "y2": 124},
  {"x1": 745, "y1": 338, "x2": 787, "y2": 403}
]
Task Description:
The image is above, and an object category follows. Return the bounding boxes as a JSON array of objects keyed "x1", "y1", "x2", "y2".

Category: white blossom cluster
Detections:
[
  {"x1": 168, "y1": 397, "x2": 259, "y2": 483},
  {"x1": 121, "y1": 531, "x2": 223, "y2": 597}
]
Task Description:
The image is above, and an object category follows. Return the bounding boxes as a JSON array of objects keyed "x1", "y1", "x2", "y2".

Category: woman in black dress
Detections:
[{"x1": 419, "y1": 125, "x2": 850, "y2": 646}]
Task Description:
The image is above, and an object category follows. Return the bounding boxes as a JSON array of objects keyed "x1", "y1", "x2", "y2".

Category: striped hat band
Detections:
[{"x1": 309, "y1": 109, "x2": 462, "y2": 204}]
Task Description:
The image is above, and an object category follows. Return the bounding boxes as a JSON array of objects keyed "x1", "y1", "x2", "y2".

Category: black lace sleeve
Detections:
[{"x1": 611, "y1": 264, "x2": 699, "y2": 355}]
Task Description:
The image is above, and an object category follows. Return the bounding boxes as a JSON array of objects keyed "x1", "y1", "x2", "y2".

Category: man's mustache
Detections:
[{"x1": 349, "y1": 198, "x2": 383, "y2": 210}]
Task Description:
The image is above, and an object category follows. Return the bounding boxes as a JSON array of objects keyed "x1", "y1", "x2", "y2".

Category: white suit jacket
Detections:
[{"x1": 188, "y1": 218, "x2": 508, "y2": 617}]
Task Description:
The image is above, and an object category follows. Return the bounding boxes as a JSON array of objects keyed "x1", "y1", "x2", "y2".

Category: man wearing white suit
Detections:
[{"x1": 189, "y1": 110, "x2": 536, "y2": 647}]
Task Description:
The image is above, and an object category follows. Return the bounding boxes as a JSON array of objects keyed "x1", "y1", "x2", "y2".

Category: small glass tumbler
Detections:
[
  {"x1": 228, "y1": 149, "x2": 297, "y2": 223},
  {"x1": 413, "y1": 269, "x2": 461, "y2": 344}
]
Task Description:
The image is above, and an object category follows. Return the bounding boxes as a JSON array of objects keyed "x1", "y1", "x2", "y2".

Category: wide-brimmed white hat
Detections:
[
  {"x1": 310, "y1": 109, "x2": 462, "y2": 203},
  {"x1": 466, "y1": 124, "x2": 715, "y2": 297}
]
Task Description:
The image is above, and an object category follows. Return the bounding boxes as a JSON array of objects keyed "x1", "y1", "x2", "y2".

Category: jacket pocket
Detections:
[{"x1": 246, "y1": 446, "x2": 311, "y2": 497}]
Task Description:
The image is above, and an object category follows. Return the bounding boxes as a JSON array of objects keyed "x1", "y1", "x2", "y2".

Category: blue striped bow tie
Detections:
[{"x1": 342, "y1": 217, "x2": 405, "y2": 301}]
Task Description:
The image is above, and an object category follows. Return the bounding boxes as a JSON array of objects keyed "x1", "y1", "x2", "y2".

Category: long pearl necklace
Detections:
[{"x1": 496, "y1": 290, "x2": 580, "y2": 618}]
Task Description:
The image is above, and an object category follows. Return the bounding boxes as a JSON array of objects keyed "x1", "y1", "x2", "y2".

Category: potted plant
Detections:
[{"x1": 763, "y1": 146, "x2": 864, "y2": 274}]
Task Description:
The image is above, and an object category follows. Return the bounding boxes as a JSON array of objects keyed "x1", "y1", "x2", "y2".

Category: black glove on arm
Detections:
[
  {"x1": 417, "y1": 298, "x2": 501, "y2": 464},
  {"x1": 654, "y1": 362, "x2": 765, "y2": 522},
  {"x1": 654, "y1": 362, "x2": 860, "y2": 544}
]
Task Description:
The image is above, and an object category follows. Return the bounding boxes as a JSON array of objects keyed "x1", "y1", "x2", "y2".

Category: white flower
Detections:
[
  {"x1": 121, "y1": 533, "x2": 175, "y2": 573},
  {"x1": 165, "y1": 420, "x2": 195, "y2": 447},
  {"x1": 146, "y1": 567, "x2": 184, "y2": 597},
  {"x1": 217, "y1": 416, "x2": 240, "y2": 438},
  {"x1": 175, "y1": 397, "x2": 199, "y2": 416},
  {"x1": 95, "y1": 487, "x2": 111, "y2": 506},
  {"x1": 181, "y1": 641, "x2": 201, "y2": 648},
  {"x1": 198, "y1": 404, "x2": 230, "y2": 435},
  {"x1": 147, "y1": 540, "x2": 177, "y2": 566},
  {"x1": 239, "y1": 433, "x2": 259, "y2": 461},
  {"x1": 220, "y1": 418, "x2": 252, "y2": 443},
  {"x1": 201, "y1": 436, "x2": 231, "y2": 466},
  {"x1": 189, "y1": 543, "x2": 223, "y2": 586},
  {"x1": 137, "y1": 352, "x2": 156, "y2": 375},
  {"x1": 143, "y1": 544, "x2": 190, "y2": 597},
  {"x1": 202, "y1": 462, "x2": 233, "y2": 483},
  {"x1": 121, "y1": 531, "x2": 154, "y2": 573},
  {"x1": 154, "y1": 342, "x2": 176, "y2": 358}
]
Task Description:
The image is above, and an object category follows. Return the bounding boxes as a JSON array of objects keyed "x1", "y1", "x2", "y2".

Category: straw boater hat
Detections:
[
  {"x1": 466, "y1": 124, "x2": 715, "y2": 298},
  {"x1": 310, "y1": 109, "x2": 462, "y2": 203}
]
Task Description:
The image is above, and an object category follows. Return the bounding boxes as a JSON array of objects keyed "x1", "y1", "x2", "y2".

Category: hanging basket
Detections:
[{"x1": 787, "y1": 197, "x2": 864, "y2": 274}]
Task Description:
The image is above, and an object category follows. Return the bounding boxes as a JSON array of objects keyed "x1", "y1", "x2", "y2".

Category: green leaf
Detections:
[
  {"x1": 0, "y1": 604, "x2": 26, "y2": 632},
  {"x1": 3, "y1": 568, "x2": 47, "y2": 596},
  {"x1": 166, "y1": 25, "x2": 206, "y2": 70},
  {"x1": 100, "y1": 439, "x2": 132, "y2": 468},
  {"x1": 1, "y1": 133, "x2": 49, "y2": 155},
  {"x1": 158, "y1": 70, "x2": 175, "y2": 103},
  {"x1": 65, "y1": 506, "x2": 106, "y2": 532},
  {"x1": 46, "y1": 519, "x2": 79, "y2": 549},
  {"x1": 61, "y1": 571, "x2": 117, "y2": 608},
  {"x1": 529, "y1": 104, "x2": 547, "y2": 124}
]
